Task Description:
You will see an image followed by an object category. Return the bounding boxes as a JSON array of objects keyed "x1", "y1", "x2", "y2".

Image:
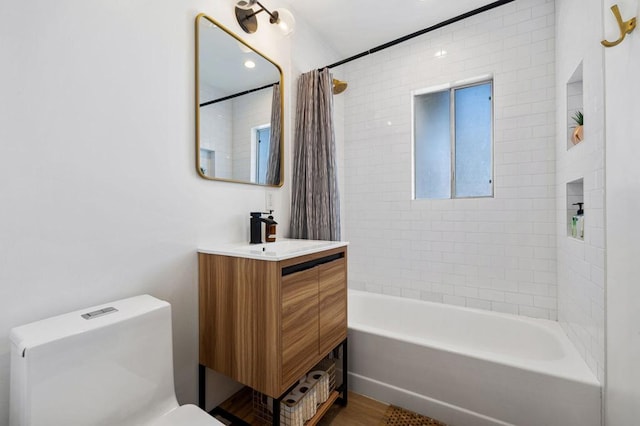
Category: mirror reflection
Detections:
[{"x1": 196, "y1": 14, "x2": 283, "y2": 186}]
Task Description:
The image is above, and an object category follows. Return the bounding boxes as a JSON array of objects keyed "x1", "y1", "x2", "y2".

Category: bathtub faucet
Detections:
[{"x1": 250, "y1": 211, "x2": 277, "y2": 244}]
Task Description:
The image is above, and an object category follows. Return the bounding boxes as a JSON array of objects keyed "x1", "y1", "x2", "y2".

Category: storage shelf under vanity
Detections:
[{"x1": 212, "y1": 386, "x2": 341, "y2": 426}]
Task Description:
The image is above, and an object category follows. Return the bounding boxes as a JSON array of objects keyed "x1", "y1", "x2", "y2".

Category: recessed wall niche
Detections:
[
  {"x1": 199, "y1": 147, "x2": 215, "y2": 176},
  {"x1": 567, "y1": 62, "x2": 584, "y2": 149},
  {"x1": 567, "y1": 178, "x2": 584, "y2": 240}
]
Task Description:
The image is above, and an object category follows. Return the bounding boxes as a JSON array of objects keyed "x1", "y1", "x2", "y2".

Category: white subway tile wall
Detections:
[
  {"x1": 555, "y1": 0, "x2": 605, "y2": 382},
  {"x1": 341, "y1": 0, "x2": 558, "y2": 319},
  {"x1": 231, "y1": 89, "x2": 272, "y2": 182},
  {"x1": 199, "y1": 85, "x2": 271, "y2": 182},
  {"x1": 200, "y1": 83, "x2": 232, "y2": 178}
]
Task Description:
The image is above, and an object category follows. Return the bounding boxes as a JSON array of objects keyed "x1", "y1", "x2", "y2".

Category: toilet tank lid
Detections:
[{"x1": 9, "y1": 294, "x2": 169, "y2": 352}]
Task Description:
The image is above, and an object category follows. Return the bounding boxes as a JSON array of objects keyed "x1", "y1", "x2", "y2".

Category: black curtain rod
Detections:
[
  {"x1": 200, "y1": 82, "x2": 278, "y2": 107},
  {"x1": 321, "y1": 0, "x2": 516, "y2": 70}
]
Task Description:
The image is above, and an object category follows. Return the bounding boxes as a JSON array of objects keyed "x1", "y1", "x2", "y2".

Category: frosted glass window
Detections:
[
  {"x1": 413, "y1": 80, "x2": 493, "y2": 199},
  {"x1": 414, "y1": 91, "x2": 451, "y2": 199},
  {"x1": 454, "y1": 83, "x2": 492, "y2": 197}
]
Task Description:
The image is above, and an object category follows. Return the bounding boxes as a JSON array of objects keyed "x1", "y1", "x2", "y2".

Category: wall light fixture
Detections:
[{"x1": 235, "y1": 0, "x2": 295, "y2": 36}]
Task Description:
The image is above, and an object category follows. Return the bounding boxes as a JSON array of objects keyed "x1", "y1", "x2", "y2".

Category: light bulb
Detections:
[
  {"x1": 244, "y1": 60, "x2": 256, "y2": 69},
  {"x1": 274, "y1": 8, "x2": 295, "y2": 35}
]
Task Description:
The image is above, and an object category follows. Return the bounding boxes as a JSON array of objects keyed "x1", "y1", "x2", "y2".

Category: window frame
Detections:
[
  {"x1": 255, "y1": 126, "x2": 271, "y2": 184},
  {"x1": 251, "y1": 123, "x2": 271, "y2": 184},
  {"x1": 412, "y1": 77, "x2": 495, "y2": 200}
]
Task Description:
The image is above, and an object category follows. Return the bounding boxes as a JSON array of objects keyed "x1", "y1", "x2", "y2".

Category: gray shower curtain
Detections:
[
  {"x1": 290, "y1": 68, "x2": 341, "y2": 241},
  {"x1": 266, "y1": 83, "x2": 281, "y2": 185}
]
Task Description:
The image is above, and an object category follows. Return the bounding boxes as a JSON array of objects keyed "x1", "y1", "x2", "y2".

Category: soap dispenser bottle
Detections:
[
  {"x1": 266, "y1": 210, "x2": 277, "y2": 243},
  {"x1": 572, "y1": 202, "x2": 584, "y2": 239}
]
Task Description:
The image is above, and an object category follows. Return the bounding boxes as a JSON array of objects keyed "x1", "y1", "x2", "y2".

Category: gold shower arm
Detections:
[{"x1": 601, "y1": 4, "x2": 637, "y2": 48}]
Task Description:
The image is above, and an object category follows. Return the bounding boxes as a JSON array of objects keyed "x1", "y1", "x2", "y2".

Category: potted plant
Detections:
[{"x1": 571, "y1": 110, "x2": 584, "y2": 145}]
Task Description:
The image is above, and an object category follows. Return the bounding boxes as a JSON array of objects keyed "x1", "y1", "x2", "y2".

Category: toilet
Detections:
[{"x1": 9, "y1": 294, "x2": 223, "y2": 426}]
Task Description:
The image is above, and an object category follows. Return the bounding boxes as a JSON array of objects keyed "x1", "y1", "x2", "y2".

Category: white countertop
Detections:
[{"x1": 198, "y1": 238, "x2": 348, "y2": 261}]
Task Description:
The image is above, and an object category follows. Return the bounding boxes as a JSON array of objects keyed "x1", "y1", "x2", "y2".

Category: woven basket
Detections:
[{"x1": 253, "y1": 357, "x2": 336, "y2": 425}]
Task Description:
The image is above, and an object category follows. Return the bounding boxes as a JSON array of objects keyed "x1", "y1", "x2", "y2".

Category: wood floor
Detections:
[
  {"x1": 218, "y1": 388, "x2": 390, "y2": 425},
  {"x1": 317, "y1": 392, "x2": 389, "y2": 425}
]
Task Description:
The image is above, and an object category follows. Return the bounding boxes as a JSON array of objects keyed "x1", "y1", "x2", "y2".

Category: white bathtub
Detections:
[{"x1": 347, "y1": 290, "x2": 601, "y2": 426}]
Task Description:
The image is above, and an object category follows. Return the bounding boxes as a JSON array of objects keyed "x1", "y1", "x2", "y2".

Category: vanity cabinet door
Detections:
[
  {"x1": 281, "y1": 267, "x2": 319, "y2": 386},
  {"x1": 318, "y1": 258, "x2": 347, "y2": 355}
]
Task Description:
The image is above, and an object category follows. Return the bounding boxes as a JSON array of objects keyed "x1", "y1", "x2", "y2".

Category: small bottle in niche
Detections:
[
  {"x1": 578, "y1": 213, "x2": 585, "y2": 239},
  {"x1": 266, "y1": 211, "x2": 277, "y2": 243},
  {"x1": 572, "y1": 202, "x2": 584, "y2": 239}
]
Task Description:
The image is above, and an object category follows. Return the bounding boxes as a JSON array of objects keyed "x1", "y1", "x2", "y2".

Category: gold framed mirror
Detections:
[{"x1": 195, "y1": 13, "x2": 284, "y2": 186}]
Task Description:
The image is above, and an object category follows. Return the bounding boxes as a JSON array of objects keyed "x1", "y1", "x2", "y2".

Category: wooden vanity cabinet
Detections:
[
  {"x1": 281, "y1": 266, "x2": 320, "y2": 386},
  {"x1": 199, "y1": 246, "x2": 347, "y2": 399},
  {"x1": 318, "y1": 258, "x2": 347, "y2": 354}
]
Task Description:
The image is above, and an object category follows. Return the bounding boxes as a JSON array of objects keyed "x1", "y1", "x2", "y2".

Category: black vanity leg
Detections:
[
  {"x1": 341, "y1": 338, "x2": 348, "y2": 406},
  {"x1": 273, "y1": 394, "x2": 281, "y2": 426},
  {"x1": 199, "y1": 364, "x2": 206, "y2": 410}
]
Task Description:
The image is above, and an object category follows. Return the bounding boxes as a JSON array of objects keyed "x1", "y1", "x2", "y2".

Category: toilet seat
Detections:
[{"x1": 148, "y1": 404, "x2": 224, "y2": 426}]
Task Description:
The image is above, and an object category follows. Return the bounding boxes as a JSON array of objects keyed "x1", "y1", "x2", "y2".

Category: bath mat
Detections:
[{"x1": 380, "y1": 405, "x2": 446, "y2": 426}]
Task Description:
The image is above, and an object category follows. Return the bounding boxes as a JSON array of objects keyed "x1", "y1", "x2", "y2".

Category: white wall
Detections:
[
  {"x1": 555, "y1": 0, "x2": 606, "y2": 382},
  {"x1": 602, "y1": 0, "x2": 640, "y2": 423},
  {"x1": 342, "y1": 0, "x2": 558, "y2": 319},
  {"x1": 0, "y1": 1, "x2": 338, "y2": 424}
]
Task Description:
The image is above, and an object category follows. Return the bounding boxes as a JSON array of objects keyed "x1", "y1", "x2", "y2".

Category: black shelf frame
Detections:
[{"x1": 199, "y1": 337, "x2": 348, "y2": 425}]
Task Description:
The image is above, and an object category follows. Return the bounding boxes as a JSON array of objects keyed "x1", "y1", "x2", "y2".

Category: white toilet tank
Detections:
[{"x1": 10, "y1": 295, "x2": 180, "y2": 426}]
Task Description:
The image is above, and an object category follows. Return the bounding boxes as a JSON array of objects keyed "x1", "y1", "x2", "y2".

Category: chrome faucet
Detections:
[{"x1": 250, "y1": 211, "x2": 277, "y2": 244}]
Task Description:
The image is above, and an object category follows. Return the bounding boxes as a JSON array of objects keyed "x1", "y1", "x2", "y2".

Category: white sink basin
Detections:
[{"x1": 198, "y1": 238, "x2": 348, "y2": 261}]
